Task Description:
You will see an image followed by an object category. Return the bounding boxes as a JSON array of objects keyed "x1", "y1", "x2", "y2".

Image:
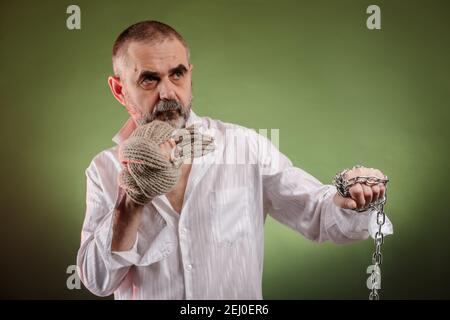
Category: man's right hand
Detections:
[{"x1": 158, "y1": 138, "x2": 176, "y2": 161}]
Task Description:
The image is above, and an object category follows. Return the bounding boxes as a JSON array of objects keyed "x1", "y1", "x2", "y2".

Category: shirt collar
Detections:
[{"x1": 112, "y1": 109, "x2": 202, "y2": 145}]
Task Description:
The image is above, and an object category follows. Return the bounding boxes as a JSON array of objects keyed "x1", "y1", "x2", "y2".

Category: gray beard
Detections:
[{"x1": 146, "y1": 99, "x2": 191, "y2": 129}]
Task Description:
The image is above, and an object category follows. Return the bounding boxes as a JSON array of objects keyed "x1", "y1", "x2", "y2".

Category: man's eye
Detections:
[
  {"x1": 172, "y1": 71, "x2": 183, "y2": 80},
  {"x1": 141, "y1": 78, "x2": 156, "y2": 86}
]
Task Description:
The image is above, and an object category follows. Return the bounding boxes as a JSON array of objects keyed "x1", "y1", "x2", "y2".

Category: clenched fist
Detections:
[
  {"x1": 333, "y1": 166, "x2": 387, "y2": 210},
  {"x1": 158, "y1": 138, "x2": 177, "y2": 161}
]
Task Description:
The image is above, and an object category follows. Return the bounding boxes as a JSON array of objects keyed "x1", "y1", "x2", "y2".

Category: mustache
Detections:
[
  {"x1": 142, "y1": 99, "x2": 191, "y2": 129},
  {"x1": 151, "y1": 99, "x2": 183, "y2": 118},
  {"x1": 134, "y1": 99, "x2": 191, "y2": 128}
]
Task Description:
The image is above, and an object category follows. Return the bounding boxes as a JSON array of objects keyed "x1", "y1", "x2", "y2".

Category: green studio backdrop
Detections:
[{"x1": 0, "y1": 0, "x2": 449, "y2": 299}]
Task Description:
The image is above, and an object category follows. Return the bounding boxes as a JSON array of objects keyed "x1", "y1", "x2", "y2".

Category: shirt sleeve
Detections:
[
  {"x1": 256, "y1": 132, "x2": 393, "y2": 244},
  {"x1": 76, "y1": 157, "x2": 176, "y2": 297}
]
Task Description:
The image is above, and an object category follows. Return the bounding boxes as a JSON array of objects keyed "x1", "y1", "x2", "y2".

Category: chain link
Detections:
[{"x1": 332, "y1": 166, "x2": 389, "y2": 300}]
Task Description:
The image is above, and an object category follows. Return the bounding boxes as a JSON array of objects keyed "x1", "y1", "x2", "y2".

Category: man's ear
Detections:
[
  {"x1": 189, "y1": 64, "x2": 194, "y2": 87},
  {"x1": 108, "y1": 76, "x2": 127, "y2": 107}
]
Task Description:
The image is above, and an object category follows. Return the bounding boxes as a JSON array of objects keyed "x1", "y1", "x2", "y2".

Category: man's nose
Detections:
[{"x1": 158, "y1": 78, "x2": 177, "y2": 100}]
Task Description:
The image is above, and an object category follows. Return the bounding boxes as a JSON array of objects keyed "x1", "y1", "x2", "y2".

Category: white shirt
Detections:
[{"x1": 76, "y1": 110, "x2": 393, "y2": 300}]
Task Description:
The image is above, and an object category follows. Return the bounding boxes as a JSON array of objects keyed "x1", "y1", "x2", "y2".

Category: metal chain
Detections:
[
  {"x1": 369, "y1": 189, "x2": 387, "y2": 300},
  {"x1": 332, "y1": 166, "x2": 389, "y2": 300}
]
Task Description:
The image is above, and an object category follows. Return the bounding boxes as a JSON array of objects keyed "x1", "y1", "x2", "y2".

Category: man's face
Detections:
[{"x1": 112, "y1": 38, "x2": 193, "y2": 128}]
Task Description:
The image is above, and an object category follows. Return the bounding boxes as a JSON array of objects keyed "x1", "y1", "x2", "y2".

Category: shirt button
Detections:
[
  {"x1": 180, "y1": 228, "x2": 187, "y2": 235},
  {"x1": 185, "y1": 264, "x2": 193, "y2": 272}
]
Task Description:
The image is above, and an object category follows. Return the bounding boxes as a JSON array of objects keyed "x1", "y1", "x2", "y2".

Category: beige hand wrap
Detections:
[{"x1": 118, "y1": 120, "x2": 215, "y2": 205}]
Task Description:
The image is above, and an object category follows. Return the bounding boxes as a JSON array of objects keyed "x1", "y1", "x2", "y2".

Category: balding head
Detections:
[{"x1": 112, "y1": 20, "x2": 190, "y2": 76}]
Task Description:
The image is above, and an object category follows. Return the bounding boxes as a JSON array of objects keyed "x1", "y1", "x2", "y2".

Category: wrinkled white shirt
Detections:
[{"x1": 76, "y1": 110, "x2": 393, "y2": 300}]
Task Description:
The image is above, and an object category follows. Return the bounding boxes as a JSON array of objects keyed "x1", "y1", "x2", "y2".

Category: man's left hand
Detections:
[{"x1": 333, "y1": 166, "x2": 386, "y2": 210}]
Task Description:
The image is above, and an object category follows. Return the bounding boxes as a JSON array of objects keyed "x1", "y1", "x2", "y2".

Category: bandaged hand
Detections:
[
  {"x1": 158, "y1": 139, "x2": 177, "y2": 161},
  {"x1": 170, "y1": 124, "x2": 215, "y2": 167},
  {"x1": 118, "y1": 120, "x2": 215, "y2": 205}
]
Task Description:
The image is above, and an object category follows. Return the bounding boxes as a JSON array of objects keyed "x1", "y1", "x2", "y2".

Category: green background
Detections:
[{"x1": 1, "y1": 0, "x2": 449, "y2": 299}]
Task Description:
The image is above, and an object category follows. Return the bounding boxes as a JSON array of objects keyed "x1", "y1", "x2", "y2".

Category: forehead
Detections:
[{"x1": 125, "y1": 39, "x2": 188, "y2": 74}]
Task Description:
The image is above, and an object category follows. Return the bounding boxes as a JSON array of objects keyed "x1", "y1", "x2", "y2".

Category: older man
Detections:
[{"x1": 77, "y1": 20, "x2": 393, "y2": 299}]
